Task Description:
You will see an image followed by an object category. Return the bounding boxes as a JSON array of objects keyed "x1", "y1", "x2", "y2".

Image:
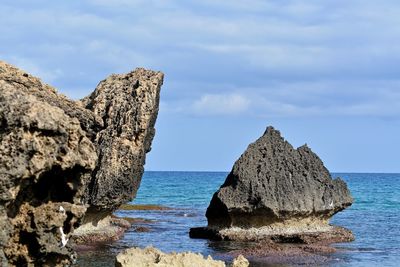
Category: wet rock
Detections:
[
  {"x1": 230, "y1": 240, "x2": 331, "y2": 266},
  {"x1": 191, "y1": 126, "x2": 353, "y2": 243},
  {"x1": 115, "y1": 246, "x2": 249, "y2": 267}
]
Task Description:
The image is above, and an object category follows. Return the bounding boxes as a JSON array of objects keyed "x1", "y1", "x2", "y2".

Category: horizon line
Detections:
[{"x1": 144, "y1": 170, "x2": 400, "y2": 174}]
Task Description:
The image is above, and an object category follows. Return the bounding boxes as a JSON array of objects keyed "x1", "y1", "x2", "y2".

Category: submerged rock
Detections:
[
  {"x1": 115, "y1": 246, "x2": 249, "y2": 267},
  {"x1": 190, "y1": 126, "x2": 353, "y2": 243},
  {"x1": 0, "y1": 61, "x2": 163, "y2": 265}
]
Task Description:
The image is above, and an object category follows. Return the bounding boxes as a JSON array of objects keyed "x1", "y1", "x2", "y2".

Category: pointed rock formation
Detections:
[
  {"x1": 81, "y1": 68, "x2": 162, "y2": 210},
  {"x1": 190, "y1": 126, "x2": 353, "y2": 243},
  {"x1": 0, "y1": 61, "x2": 163, "y2": 266},
  {"x1": 73, "y1": 68, "x2": 163, "y2": 243}
]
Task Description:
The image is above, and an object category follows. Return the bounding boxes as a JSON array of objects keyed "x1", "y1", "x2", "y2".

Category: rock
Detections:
[
  {"x1": 75, "y1": 67, "x2": 163, "y2": 243},
  {"x1": 115, "y1": 246, "x2": 248, "y2": 267},
  {"x1": 190, "y1": 126, "x2": 353, "y2": 243},
  {"x1": 231, "y1": 255, "x2": 249, "y2": 267},
  {"x1": 71, "y1": 215, "x2": 131, "y2": 245},
  {"x1": 0, "y1": 60, "x2": 163, "y2": 265},
  {"x1": 0, "y1": 61, "x2": 103, "y2": 139},
  {"x1": 0, "y1": 69, "x2": 97, "y2": 265},
  {"x1": 81, "y1": 69, "x2": 163, "y2": 210},
  {"x1": 229, "y1": 240, "x2": 332, "y2": 266}
]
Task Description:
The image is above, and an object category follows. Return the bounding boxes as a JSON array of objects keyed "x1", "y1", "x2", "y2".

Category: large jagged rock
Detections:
[
  {"x1": 115, "y1": 246, "x2": 249, "y2": 267},
  {"x1": 190, "y1": 126, "x2": 353, "y2": 243},
  {"x1": 0, "y1": 75, "x2": 97, "y2": 265},
  {"x1": 0, "y1": 61, "x2": 163, "y2": 265},
  {"x1": 73, "y1": 68, "x2": 163, "y2": 243},
  {"x1": 81, "y1": 69, "x2": 163, "y2": 210}
]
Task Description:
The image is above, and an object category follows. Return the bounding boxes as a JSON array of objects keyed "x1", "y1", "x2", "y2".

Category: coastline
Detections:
[{"x1": 77, "y1": 172, "x2": 399, "y2": 266}]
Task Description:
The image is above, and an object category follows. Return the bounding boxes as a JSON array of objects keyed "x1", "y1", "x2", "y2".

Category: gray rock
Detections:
[
  {"x1": 82, "y1": 68, "x2": 163, "y2": 210},
  {"x1": 191, "y1": 126, "x2": 353, "y2": 242}
]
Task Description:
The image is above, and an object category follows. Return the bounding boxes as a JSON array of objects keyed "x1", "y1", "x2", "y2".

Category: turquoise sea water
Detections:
[{"x1": 77, "y1": 172, "x2": 400, "y2": 266}]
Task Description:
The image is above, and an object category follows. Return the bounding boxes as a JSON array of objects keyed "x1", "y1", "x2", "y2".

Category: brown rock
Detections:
[
  {"x1": 115, "y1": 246, "x2": 248, "y2": 267},
  {"x1": 0, "y1": 60, "x2": 163, "y2": 265},
  {"x1": 0, "y1": 74, "x2": 96, "y2": 265}
]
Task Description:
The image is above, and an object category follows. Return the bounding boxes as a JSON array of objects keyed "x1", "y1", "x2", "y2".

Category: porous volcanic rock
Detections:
[
  {"x1": 74, "y1": 67, "x2": 163, "y2": 242},
  {"x1": 81, "y1": 68, "x2": 163, "y2": 210},
  {"x1": 0, "y1": 61, "x2": 103, "y2": 139},
  {"x1": 0, "y1": 72, "x2": 97, "y2": 265},
  {"x1": 115, "y1": 246, "x2": 249, "y2": 267},
  {"x1": 190, "y1": 126, "x2": 353, "y2": 243},
  {"x1": 0, "y1": 60, "x2": 163, "y2": 265}
]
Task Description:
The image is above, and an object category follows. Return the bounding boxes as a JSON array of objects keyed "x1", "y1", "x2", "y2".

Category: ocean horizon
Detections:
[{"x1": 77, "y1": 171, "x2": 400, "y2": 267}]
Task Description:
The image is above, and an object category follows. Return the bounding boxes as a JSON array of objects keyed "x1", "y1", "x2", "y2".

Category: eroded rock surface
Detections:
[
  {"x1": 115, "y1": 246, "x2": 249, "y2": 267},
  {"x1": 0, "y1": 61, "x2": 163, "y2": 265},
  {"x1": 81, "y1": 68, "x2": 163, "y2": 210},
  {"x1": 0, "y1": 73, "x2": 96, "y2": 265},
  {"x1": 191, "y1": 126, "x2": 353, "y2": 243},
  {"x1": 73, "y1": 68, "x2": 163, "y2": 243}
]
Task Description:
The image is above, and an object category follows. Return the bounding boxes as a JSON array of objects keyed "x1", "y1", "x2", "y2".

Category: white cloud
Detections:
[
  {"x1": 193, "y1": 93, "x2": 250, "y2": 115},
  {"x1": 1, "y1": 0, "x2": 400, "y2": 119}
]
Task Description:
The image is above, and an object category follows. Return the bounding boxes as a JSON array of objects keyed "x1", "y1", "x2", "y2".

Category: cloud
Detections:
[
  {"x1": 193, "y1": 93, "x2": 250, "y2": 115},
  {"x1": 1, "y1": 0, "x2": 400, "y2": 119}
]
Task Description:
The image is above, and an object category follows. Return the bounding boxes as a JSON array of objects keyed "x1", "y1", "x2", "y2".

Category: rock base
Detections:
[
  {"x1": 190, "y1": 225, "x2": 354, "y2": 243},
  {"x1": 72, "y1": 215, "x2": 131, "y2": 245},
  {"x1": 191, "y1": 225, "x2": 354, "y2": 266}
]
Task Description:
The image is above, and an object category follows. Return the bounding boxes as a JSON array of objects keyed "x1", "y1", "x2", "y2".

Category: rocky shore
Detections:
[
  {"x1": 0, "y1": 61, "x2": 163, "y2": 265},
  {"x1": 0, "y1": 60, "x2": 354, "y2": 266}
]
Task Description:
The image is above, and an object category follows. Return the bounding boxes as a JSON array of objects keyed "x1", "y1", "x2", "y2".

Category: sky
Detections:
[{"x1": 1, "y1": 0, "x2": 399, "y2": 172}]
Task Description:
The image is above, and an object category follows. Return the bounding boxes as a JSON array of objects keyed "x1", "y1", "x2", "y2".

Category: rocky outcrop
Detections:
[
  {"x1": 0, "y1": 61, "x2": 163, "y2": 265},
  {"x1": 81, "y1": 68, "x2": 162, "y2": 210},
  {"x1": 115, "y1": 246, "x2": 249, "y2": 267},
  {"x1": 190, "y1": 126, "x2": 353, "y2": 243},
  {"x1": 0, "y1": 65, "x2": 97, "y2": 265},
  {"x1": 73, "y1": 67, "x2": 163, "y2": 244}
]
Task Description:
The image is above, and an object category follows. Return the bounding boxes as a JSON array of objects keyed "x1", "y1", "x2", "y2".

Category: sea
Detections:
[{"x1": 77, "y1": 172, "x2": 400, "y2": 267}]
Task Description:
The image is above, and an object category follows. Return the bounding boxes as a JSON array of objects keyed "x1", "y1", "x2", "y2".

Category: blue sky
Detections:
[{"x1": 1, "y1": 0, "x2": 399, "y2": 172}]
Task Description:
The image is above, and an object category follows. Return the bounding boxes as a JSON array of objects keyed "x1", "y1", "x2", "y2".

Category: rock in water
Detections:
[
  {"x1": 0, "y1": 61, "x2": 163, "y2": 265},
  {"x1": 190, "y1": 126, "x2": 353, "y2": 243}
]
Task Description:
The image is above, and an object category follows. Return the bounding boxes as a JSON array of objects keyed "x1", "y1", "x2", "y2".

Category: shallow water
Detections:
[{"x1": 77, "y1": 172, "x2": 400, "y2": 266}]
